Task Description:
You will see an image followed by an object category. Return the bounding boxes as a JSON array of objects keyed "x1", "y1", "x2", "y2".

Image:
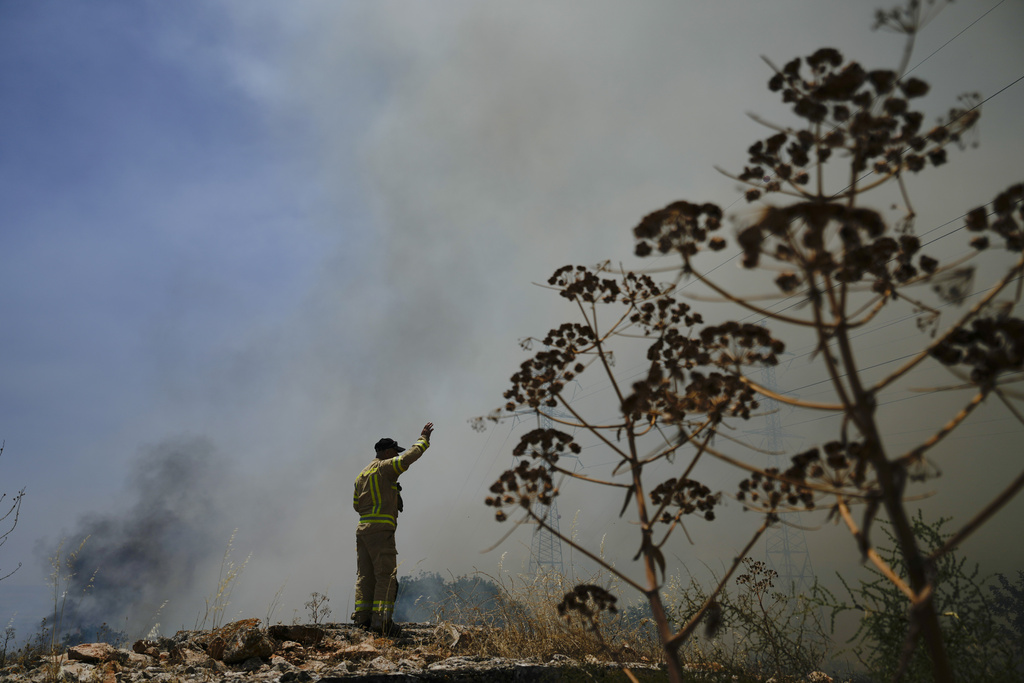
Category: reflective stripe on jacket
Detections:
[{"x1": 352, "y1": 437, "x2": 429, "y2": 527}]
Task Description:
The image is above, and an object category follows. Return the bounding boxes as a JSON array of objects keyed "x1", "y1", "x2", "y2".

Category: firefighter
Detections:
[{"x1": 350, "y1": 421, "x2": 434, "y2": 635}]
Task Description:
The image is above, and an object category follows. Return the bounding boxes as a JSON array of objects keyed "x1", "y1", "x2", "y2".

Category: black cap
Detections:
[{"x1": 374, "y1": 437, "x2": 401, "y2": 452}]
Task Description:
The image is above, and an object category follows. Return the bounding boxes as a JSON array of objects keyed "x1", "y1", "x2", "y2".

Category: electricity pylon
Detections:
[
  {"x1": 752, "y1": 361, "x2": 816, "y2": 597},
  {"x1": 509, "y1": 405, "x2": 578, "y2": 577},
  {"x1": 529, "y1": 498, "x2": 565, "y2": 575},
  {"x1": 529, "y1": 410, "x2": 582, "y2": 576}
]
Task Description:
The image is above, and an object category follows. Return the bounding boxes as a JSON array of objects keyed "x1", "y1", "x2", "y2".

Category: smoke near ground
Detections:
[{"x1": 41, "y1": 437, "x2": 232, "y2": 638}]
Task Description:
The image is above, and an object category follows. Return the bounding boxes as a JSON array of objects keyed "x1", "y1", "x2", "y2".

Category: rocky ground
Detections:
[{"x1": 0, "y1": 618, "x2": 672, "y2": 682}]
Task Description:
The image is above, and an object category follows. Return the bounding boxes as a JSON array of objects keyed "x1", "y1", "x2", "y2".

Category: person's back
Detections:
[
  {"x1": 350, "y1": 422, "x2": 433, "y2": 635},
  {"x1": 352, "y1": 444, "x2": 422, "y2": 528}
]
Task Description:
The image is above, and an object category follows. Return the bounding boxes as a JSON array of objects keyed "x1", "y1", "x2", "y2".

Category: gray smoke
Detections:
[{"x1": 42, "y1": 436, "x2": 231, "y2": 638}]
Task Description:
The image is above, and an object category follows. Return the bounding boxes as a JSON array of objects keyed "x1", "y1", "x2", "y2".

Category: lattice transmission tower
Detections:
[
  {"x1": 529, "y1": 410, "x2": 582, "y2": 576},
  {"x1": 510, "y1": 407, "x2": 578, "y2": 577},
  {"x1": 753, "y1": 362, "x2": 816, "y2": 597},
  {"x1": 529, "y1": 496, "x2": 565, "y2": 575}
]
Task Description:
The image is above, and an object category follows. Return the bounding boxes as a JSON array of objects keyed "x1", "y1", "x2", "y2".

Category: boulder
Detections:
[
  {"x1": 368, "y1": 655, "x2": 397, "y2": 672},
  {"x1": 270, "y1": 655, "x2": 298, "y2": 672},
  {"x1": 237, "y1": 656, "x2": 265, "y2": 672},
  {"x1": 206, "y1": 635, "x2": 227, "y2": 661},
  {"x1": 66, "y1": 643, "x2": 128, "y2": 665},
  {"x1": 123, "y1": 653, "x2": 145, "y2": 667},
  {"x1": 183, "y1": 617, "x2": 259, "y2": 653},
  {"x1": 131, "y1": 640, "x2": 160, "y2": 660},
  {"x1": 268, "y1": 624, "x2": 325, "y2": 646},
  {"x1": 168, "y1": 645, "x2": 218, "y2": 670},
  {"x1": 222, "y1": 627, "x2": 275, "y2": 665},
  {"x1": 58, "y1": 661, "x2": 92, "y2": 683}
]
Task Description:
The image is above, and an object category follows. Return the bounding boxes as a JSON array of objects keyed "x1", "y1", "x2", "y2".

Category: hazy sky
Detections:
[{"x1": 2, "y1": 0, "x2": 1022, "y2": 641}]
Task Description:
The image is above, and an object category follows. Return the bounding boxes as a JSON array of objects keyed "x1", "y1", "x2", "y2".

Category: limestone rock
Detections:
[
  {"x1": 131, "y1": 640, "x2": 160, "y2": 659},
  {"x1": 268, "y1": 624, "x2": 324, "y2": 646},
  {"x1": 277, "y1": 640, "x2": 303, "y2": 653},
  {"x1": 1, "y1": 621, "x2": 673, "y2": 682},
  {"x1": 193, "y1": 617, "x2": 260, "y2": 655},
  {"x1": 206, "y1": 635, "x2": 226, "y2": 661},
  {"x1": 66, "y1": 643, "x2": 128, "y2": 665},
  {"x1": 368, "y1": 655, "x2": 397, "y2": 672},
  {"x1": 335, "y1": 640, "x2": 379, "y2": 660},
  {"x1": 222, "y1": 627, "x2": 275, "y2": 665},
  {"x1": 57, "y1": 661, "x2": 91, "y2": 683},
  {"x1": 168, "y1": 645, "x2": 218, "y2": 670},
  {"x1": 237, "y1": 656, "x2": 265, "y2": 672}
]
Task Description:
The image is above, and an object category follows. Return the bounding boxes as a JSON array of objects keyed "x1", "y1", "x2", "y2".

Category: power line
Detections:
[
  {"x1": 902, "y1": 0, "x2": 1007, "y2": 79},
  {"x1": 496, "y1": 5, "x2": 1023, "y2": 473},
  {"x1": 649, "y1": 3, "x2": 1022, "y2": 321}
]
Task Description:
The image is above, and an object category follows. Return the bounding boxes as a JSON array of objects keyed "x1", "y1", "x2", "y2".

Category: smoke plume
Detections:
[{"x1": 44, "y1": 436, "x2": 232, "y2": 638}]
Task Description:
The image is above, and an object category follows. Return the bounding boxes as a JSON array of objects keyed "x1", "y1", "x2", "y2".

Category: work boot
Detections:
[
  {"x1": 351, "y1": 612, "x2": 372, "y2": 630},
  {"x1": 370, "y1": 615, "x2": 402, "y2": 637}
]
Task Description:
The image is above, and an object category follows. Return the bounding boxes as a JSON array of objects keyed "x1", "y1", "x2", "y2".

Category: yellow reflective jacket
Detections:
[{"x1": 352, "y1": 437, "x2": 429, "y2": 528}]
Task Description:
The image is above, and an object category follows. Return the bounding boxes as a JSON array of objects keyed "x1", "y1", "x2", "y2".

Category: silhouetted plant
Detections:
[
  {"x1": 989, "y1": 570, "x2": 1024, "y2": 648},
  {"x1": 478, "y1": 1, "x2": 1022, "y2": 681},
  {"x1": 0, "y1": 441, "x2": 25, "y2": 583},
  {"x1": 817, "y1": 513, "x2": 1022, "y2": 682},
  {"x1": 0, "y1": 622, "x2": 15, "y2": 668},
  {"x1": 666, "y1": 560, "x2": 829, "y2": 680},
  {"x1": 304, "y1": 591, "x2": 331, "y2": 626}
]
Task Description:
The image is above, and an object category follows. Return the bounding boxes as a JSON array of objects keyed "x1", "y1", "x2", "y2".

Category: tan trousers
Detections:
[{"x1": 352, "y1": 525, "x2": 398, "y2": 625}]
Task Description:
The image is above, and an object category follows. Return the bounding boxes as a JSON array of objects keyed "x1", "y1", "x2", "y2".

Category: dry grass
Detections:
[
  {"x1": 195, "y1": 529, "x2": 250, "y2": 631},
  {"x1": 661, "y1": 564, "x2": 833, "y2": 682},
  {"x1": 425, "y1": 561, "x2": 662, "y2": 666}
]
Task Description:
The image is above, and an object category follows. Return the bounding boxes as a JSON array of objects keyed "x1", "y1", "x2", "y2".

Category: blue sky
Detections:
[
  {"x1": 2, "y1": 1, "x2": 324, "y2": 451},
  {"x1": 1, "y1": 0, "x2": 1022, "y2": 641}
]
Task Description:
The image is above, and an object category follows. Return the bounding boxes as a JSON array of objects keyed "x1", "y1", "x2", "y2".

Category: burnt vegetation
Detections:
[{"x1": 478, "y1": 1, "x2": 1023, "y2": 681}]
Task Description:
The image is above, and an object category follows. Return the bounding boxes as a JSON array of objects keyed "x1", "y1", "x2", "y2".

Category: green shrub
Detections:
[
  {"x1": 667, "y1": 560, "x2": 829, "y2": 681},
  {"x1": 818, "y1": 513, "x2": 1023, "y2": 682}
]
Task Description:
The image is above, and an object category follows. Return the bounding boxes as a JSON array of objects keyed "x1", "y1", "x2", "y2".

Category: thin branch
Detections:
[
  {"x1": 837, "y1": 498, "x2": 921, "y2": 604},
  {"x1": 552, "y1": 398, "x2": 630, "y2": 462},
  {"x1": 480, "y1": 511, "x2": 534, "y2": 554},
  {"x1": 679, "y1": 259, "x2": 823, "y2": 328},
  {"x1": 538, "y1": 409, "x2": 621, "y2": 432},
  {"x1": 734, "y1": 489, "x2": 935, "y2": 517},
  {"x1": 995, "y1": 384, "x2": 1024, "y2": 424},
  {"x1": 746, "y1": 109, "x2": 792, "y2": 134},
  {"x1": 548, "y1": 463, "x2": 632, "y2": 489},
  {"x1": 895, "y1": 172, "x2": 916, "y2": 223},
  {"x1": 0, "y1": 563, "x2": 21, "y2": 582},
  {"x1": 897, "y1": 389, "x2": 987, "y2": 467},
  {"x1": 714, "y1": 166, "x2": 810, "y2": 199},
  {"x1": 875, "y1": 256, "x2": 1024, "y2": 392},
  {"x1": 586, "y1": 301, "x2": 629, "y2": 420},
  {"x1": 666, "y1": 521, "x2": 768, "y2": 648},
  {"x1": 636, "y1": 420, "x2": 714, "y2": 469},
  {"x1": 651, "y1": 432, "x2": 714, "y2": 536},
  {"x1": 928, "y1": 468, "x2": 1024, "y2": 563},
  {"x1": 741, "y1": 376, "x2": 846, "y2": 411},
  {"x1": 530, "y1": 507, "x2": 647, "y2": 594},
  {"x1": 807, "y1": 277, "x2": 857, "y2": 418},
  {"x1": 701, "y1": 441, "x2": 873, "y2": 499}
]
